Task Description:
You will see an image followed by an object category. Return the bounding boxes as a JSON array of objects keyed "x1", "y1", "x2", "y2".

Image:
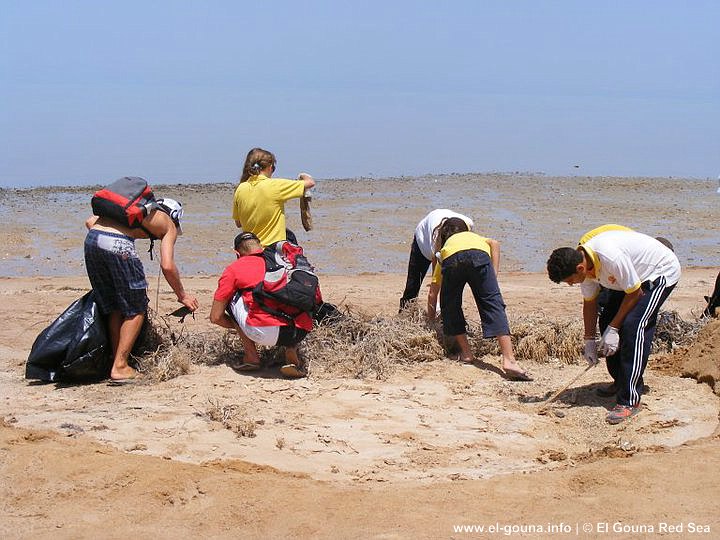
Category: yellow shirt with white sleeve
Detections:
[
  {"x1": 431, "y1": 231, "x2": 492, "y2": 284},
  {"x1": 579, "y1": 229, "x2": 681, "y2": 301}
]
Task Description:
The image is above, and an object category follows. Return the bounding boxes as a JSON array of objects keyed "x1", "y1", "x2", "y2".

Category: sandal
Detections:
[
  {"x1": 235, "y1": 361, "x2": 261, "y2": 372},
  {"x1": 280, "y1": 363, "x2": 306, "y2": 379},
  {"x1": 108, "y1": 373, "x2": 144, "y2": 385}
]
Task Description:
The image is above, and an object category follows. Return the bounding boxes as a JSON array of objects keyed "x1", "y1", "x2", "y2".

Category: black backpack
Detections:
[{"x1": 252, "y1": 241, "x2": 320, "y2": 322}]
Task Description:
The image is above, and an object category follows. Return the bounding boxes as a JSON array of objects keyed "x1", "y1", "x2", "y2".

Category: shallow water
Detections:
[{"x1": 1, "y1": 174, "x2": 717, "y2": 278}]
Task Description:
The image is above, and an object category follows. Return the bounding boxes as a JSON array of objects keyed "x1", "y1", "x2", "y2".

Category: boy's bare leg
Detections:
[
  {"x1": 234, "y1": 324, "x2": 261, "y2": 365},
  {"x1": 497, "y1": 334, "x2": 527, "y2": 374},
  {"x1": 109, "y1": 312, "x2": 144, "y2": 380},
  {"x1": 454, "y1": 333, "x2": 474, "y2": 362}
]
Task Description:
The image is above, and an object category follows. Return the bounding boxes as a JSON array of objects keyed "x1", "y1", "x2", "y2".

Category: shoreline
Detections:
[{"x1": 1, "y1": 172, "x2": 715, "y2": 192}]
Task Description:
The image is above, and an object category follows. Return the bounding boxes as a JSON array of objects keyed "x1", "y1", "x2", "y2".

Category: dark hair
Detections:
[
  {"x1": 655, "y1": 236, "x2": 675, "y2": 252},
  {"x1": 240, "y1": 148, "x2": 276, "y2": 183},
  {"x1": 547, "y1": 247, "x2": 583, "y2": 283},
  {"x1": 234, "y1": 231, "x2": 260, "y2": 252},
  {"x1": 433, "y1": 217, "x2": 470, "y2": 254}
]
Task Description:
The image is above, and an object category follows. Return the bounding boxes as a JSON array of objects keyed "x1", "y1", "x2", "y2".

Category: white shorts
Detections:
[{"x1": 230, "y1": 296, "x2": 279, "y2": 346}]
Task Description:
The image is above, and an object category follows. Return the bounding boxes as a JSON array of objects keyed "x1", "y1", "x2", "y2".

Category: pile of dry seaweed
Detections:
[{"x1": 132, "y1": 306, "x2": 705, "y2": 382}]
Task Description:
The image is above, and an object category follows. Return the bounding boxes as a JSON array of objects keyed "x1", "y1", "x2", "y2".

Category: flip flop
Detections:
[
  {"x1": 108, "y1": 373, "x2": 144, "y2": 385},
  {"x1": 235, "y1": 362, "x2": 261, "y2": 372},
  {"x1": 280, "y1": 363, "x2": 306, "y2": 379},
  {"x1": 503, "y1": 368, "x2": 533, "y2": 382}
]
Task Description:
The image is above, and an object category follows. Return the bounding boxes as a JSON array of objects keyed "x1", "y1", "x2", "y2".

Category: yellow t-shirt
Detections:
[
  {"x1": 431, "y1": 231, "x2": 492, "y2": 284},
  {"x1": 578, "y1": 224, "x2": 632, "y2": 245},
  {"x1": 232, "y1": 174, "x2": 305, "y2": 246}
]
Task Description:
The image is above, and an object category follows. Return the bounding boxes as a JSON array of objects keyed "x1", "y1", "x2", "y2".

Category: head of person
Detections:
[
  {"x1": 433, "y1": 217, "x2": 469, "y2": 253},
  {"x1": 157, "y1": 198, "x2": 184, "y2": 235},
  {"x1": 547, "y1": 247, "x2": 587, "y2": 284},
  {"x1": 234, "y1": 231, "x2": 262, "y2": 257},
  {"x1": 240, "y1": 148, "x2": 277, "y2": 182},
  {"x1": 655, "y1": 236, "x2": 675, "y2": 252}
]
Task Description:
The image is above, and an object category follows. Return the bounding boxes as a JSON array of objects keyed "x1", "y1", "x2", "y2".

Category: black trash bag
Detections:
[
  {"x1": 26, "y1": 291, "x2": 111, "y2": 382},
  {"x1": 313, "y1": 302, "x2": 344, "y2": 326}
]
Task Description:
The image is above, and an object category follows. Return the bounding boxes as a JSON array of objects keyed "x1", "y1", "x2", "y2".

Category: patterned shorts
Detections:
[{"x1": 84, "y1": 229, "x2": 148, "y2": 317}]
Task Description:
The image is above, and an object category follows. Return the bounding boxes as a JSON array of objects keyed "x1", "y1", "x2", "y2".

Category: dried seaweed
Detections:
[
  {"x1": 468, "y1": 314, "x2": 583, "y2": 365},
  {"x1": 302, "y1": 304, "x2": 444, "y2": 379},
  {"x1": 130, "y1": 306, "x2": 705, "y2": 383},
  {"x1": 200, "y1": 398, "x2": 257, "y2": 438},
  {"x1": 652, "y1": 310, "x2": 708, "y2": 353}
]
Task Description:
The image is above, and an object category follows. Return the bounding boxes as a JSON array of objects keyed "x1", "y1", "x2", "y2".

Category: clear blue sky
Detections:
[{"x1": 1, "y1": 0, "x2": 718, "y2": 187}]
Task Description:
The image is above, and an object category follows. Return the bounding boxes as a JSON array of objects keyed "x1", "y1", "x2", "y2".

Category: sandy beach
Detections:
[{"x1": 1, "y1": 174, "x2": 719, "y2": 539}]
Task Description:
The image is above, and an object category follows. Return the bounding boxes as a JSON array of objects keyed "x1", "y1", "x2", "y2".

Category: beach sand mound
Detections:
[{"x1": 667, "y1": 319, "x2": 720, "y2": 395}]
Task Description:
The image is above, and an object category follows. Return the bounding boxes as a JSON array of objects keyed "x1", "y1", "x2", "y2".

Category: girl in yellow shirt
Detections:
[
  {"x1": 427, "y1": 217, "x2": 531, "y2": 381},
  {"x1": 232, "y1": 147, "x2": 315, "y2": 247}
]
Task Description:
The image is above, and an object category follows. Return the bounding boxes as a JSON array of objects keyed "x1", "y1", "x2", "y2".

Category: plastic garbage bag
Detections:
[{"x1": 26, "y1": 291, "x2": 111, "y2": 382}]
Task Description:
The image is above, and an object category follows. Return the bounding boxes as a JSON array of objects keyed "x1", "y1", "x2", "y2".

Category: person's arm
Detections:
[
  {"x1": 298, "y1": 173, "x2": 315, "y2": 191},
  {"x1": 427, "y1": 282, "x2": 440, "y2": 321},
  {"x1": 581, "y1": 296, "x2": 600, "y2": 365},
  {"x1": 598, "y1": 287, "x2": 643, "y2": 357},
  {"x1": 209, "y1": 298, "x2": 235, "y2": 329},
  {"x1": 427, "y1": 258, "x2": 441, "y2": 320},
  {"x1": 582, "y1": 297, "x2": 599, "y2": 338},
  {"x1": 159, "y1": 230, "x2": 198, "y2": 311},
  {"x1": 85, "y1": 216, "x2": 99, "y2": 230},
  {"x1": 234, "y1": 219, "x2": 243, "y2": 229},
  {"x1": 608, "y1": 288, "x2": 643, "y2": 329},
  {"x1": 147, "y1": 212, "x2": 199, "y2": 311},
  {"x1": 486, "y1": 238, "x2": 500, "y2": 274}
]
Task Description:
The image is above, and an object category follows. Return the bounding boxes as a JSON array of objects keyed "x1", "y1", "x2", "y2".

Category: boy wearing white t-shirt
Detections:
[{"x1": 547, "y1": 226, "x2": 681, "y2": 424}]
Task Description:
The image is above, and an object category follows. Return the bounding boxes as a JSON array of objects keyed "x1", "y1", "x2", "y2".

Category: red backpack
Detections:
[
  {"x1": 252, "y1": 241, "x2": 321, "y2": 321},
  {"x1": 91, "y1": 177, "x2": 157, "y2": 228}
]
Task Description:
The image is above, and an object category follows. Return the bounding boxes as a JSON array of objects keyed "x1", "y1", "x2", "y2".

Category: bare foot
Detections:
[{"x1": 502, "y1": 359, "x2": 532, "y2": 381}]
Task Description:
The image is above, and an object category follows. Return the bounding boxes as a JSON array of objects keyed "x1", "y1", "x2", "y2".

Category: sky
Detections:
[{"x1": 1, "y1": 0, "x2": 718, "y2": 187}]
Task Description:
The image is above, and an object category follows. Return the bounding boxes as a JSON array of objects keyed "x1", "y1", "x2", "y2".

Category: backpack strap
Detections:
[
  {"x1": 140, "y1": 224, "x2": 157, "y2": 260},
  {"x1": 251, "y1": 283, "x2": 297, "y2": 326}
]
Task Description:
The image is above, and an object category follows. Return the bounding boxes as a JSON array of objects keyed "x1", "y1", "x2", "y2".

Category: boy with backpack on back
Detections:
[
  {"x1": 85, "y1": 176, "x2": 199, "y2": 383},
  {"x1": 210, "y1": 232, "x2": 315, "y2": 379}
]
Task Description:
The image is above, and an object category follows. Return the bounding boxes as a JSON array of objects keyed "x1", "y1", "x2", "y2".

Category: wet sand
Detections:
[{"x1": 1, "y1": 174, "x2": 717, "y2": 277}]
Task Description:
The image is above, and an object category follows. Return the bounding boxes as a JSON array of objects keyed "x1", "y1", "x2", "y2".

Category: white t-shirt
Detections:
[
  {"x1": 414, "y1": 209, "x2": 474, "y2": 261},
  {"x1": 580, "y1": 230, "x2": 681, "y2": 300}
]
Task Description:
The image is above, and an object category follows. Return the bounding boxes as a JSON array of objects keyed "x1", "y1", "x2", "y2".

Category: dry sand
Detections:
[{"x1": 1, "y1": 175, "x2": 719, "y2": 539}]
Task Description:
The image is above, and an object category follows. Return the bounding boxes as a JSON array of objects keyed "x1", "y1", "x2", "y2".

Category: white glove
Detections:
[
  {"x1": 583, "y1": 339, "x2": 599, "y2": 366},
  {"x1": 599, "y1": 326, "x2": 620, "y2": 356}
]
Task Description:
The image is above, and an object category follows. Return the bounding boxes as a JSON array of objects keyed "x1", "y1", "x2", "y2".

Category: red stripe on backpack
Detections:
[{"x1": 91, "y1": 177, "x2": 157, "y2": 228}]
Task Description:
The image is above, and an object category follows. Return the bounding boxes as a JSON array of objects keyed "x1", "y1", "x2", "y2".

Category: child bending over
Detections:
[{"x1": 427, "y1": 217, "x2": 531, "y2": 381}]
